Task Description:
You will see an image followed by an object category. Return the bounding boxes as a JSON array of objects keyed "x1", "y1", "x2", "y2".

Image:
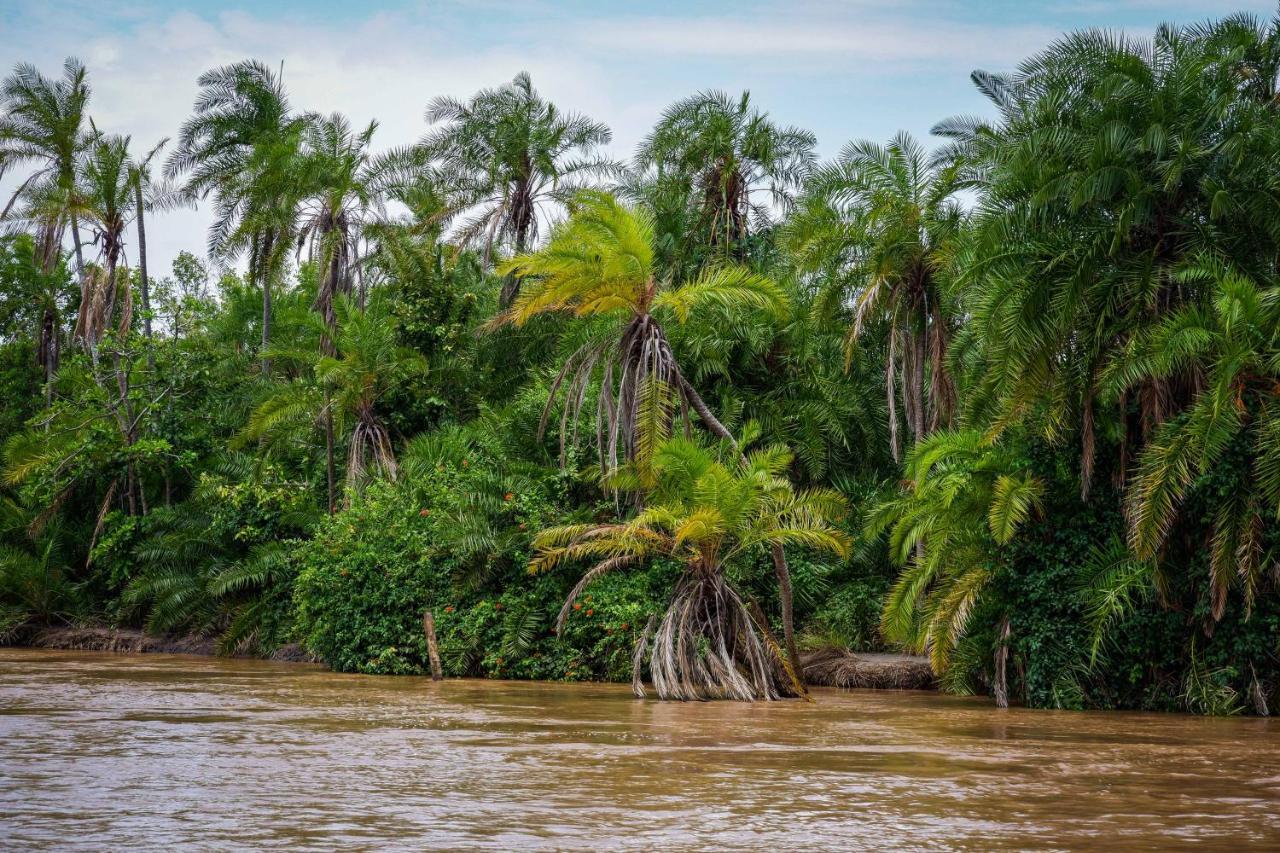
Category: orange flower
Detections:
[
  {"x1": 572, "y1": 602, "x2": 582, "y2": 611},
  {"x1": 586, "y1": 609, "x2": 594, "y2": 616},
  {"x1": 494, "y1": 602, "x2": 503, "y2": 610},
  {"x1": 419, "y1": 509, "x2": 431, "y2": 517},
  {"x1": 444, "y1": 605, "x2": 454, "y2": 613},
  {"x1": 504, "y1": 492, "x2": 514, "y2": 502},
  {"x1": 619, "y1": 622, "x2": 629, "y2": 631}
]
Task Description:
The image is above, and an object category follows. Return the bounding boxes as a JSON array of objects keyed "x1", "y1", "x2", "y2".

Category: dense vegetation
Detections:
[{"x1": 2, "y1": 13, "x2": 1279, "y2": 712}]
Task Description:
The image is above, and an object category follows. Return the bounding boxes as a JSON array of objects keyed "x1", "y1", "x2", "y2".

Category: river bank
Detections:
[
  {"x1": 3, "y1": 624, "x2": 935, "y2": 690},
  {"x1": 4, "y1": 625, "x2": 317, "y2": 662}
]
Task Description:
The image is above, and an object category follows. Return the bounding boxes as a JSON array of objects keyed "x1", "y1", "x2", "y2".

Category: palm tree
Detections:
[
  {"x1": 634, "y1": 90, "x2": 815, "y2": 268},
  {"x1": 167, "y1": 60, "x2": 304, "y2": 372},
  {"x1": 422, "y1": 72, "x2": 617, "y2": 306},
  {"x1": 0, "y1": 508, "x2": 78, "y2": 631},
  {"x1": 74, "y1": 132, "x2": 134, "y2": 354},
  {"x1": 952, "y1": 25, "x2": 1280, "y2": 497},
  {"x1": 126, "y1": 138, "x2": 170, "y2": 347},
  {"x1": 295, "y1": 113, "x2": 389, "y2": 339},
  {"x1": 242, "y1": 296, "x2": 427, "y2": 510},
  {"x1": 0, "y1": 57, "x2": 91, "y2": 397},
  {"x1": 868, "y1": 429, "x2": 1044, "y2": 706},
  {"x1": 75, "y1": 131, "x2": 157, "y2": 515},
  {"x1": 1107, "y1": 260, "x2": 1280, "y2": 621},
  {"x1": 787, "y1": 132, "x2": 963, "y2": 461},
  {"x1": 497, "y1": 190, "x2": 787, "y2": 468},
  {"x1": 531, "y1": 436, "x2": 849, "y2": 700},
  {"x1": 496, "y1": 190, "x2": 821, "y2": 682}
]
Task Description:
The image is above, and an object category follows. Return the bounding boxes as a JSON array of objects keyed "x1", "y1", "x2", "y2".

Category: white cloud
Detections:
[
  {"x1": 1, "y1": 6, "x2": 633, "y2": 277},
  {"x1": 574, "y1": 16, "x2": 1059, "y2": 65},
  {"x1": 0, "y1": 1, "x2": 1261, "y2": 277}
]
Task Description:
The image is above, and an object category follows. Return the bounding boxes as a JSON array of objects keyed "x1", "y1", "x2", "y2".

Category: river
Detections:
[{"x1": 1, "y1": 649, "x2": 1278, "y2": 849}]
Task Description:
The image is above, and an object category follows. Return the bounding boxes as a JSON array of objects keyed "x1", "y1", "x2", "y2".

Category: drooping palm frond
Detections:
[
  {"x1": 870, "y1": 429, "x2": 1043, "y2": 701},
  {"x1": 530, "y1": 435, "x2": 848, "y2": 700}
]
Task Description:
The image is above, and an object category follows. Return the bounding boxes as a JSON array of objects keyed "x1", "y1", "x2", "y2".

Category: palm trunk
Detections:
[
  {"x1": 41, "y1": 306, "x2": 57, "y2": 412},
  {"x1": 36, "y1": 221, "x2": 63, "y2": 410},
  {"x1": 927, "y1": 301, "x2": 953, "y2": 432},
  {"x1": 993, "y1": 616, "x2": 1011, "y2": 709},
  {"x1": 69, "y1": 216, "x2": 86, "y2": 286},
  {"x1": 499, "y1": 185, "x2": 533, "y2": 308},
  {"x1": 886, "y1": 327, "x2": 900, "y2": 463},
  {"x1": 912, "y1": 329, "x2": 926, "y2": 442},
  {"x1": 260, "y1": 230, "x2": 273, "y2": 374},
  {"x1": 677, "y1": 373, "x2": 808, "y2": 697},
  {"x1": 325, "y1": 403, "x2": 337, "y2": 515},
  {"x1": 135, "y1": 186, "x2": 154, "y2": 367},
  {"x1": 105, "y1": 244, "x2": 141, "y2": 513}
]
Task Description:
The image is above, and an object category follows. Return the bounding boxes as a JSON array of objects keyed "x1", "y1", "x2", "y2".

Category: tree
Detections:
[
  {"x1": 496, "y1": 190, "x2": 820, "y2": 683},
  {"x1": 497, "y1": 190, "x2": 787, "y2": 469},
  {"x1": 422, "y1": 72, "x2": 617, "y2": 306},
  {"x1": 74, "y1": 132, "x2": 134, "y2": 354},
  {"x1": 295, "y1": 113, "x2": 392, "y2": 338},
  {"x1": 242, "y1": 296, "x2": 428, "y2": 510},
  {"x1": 953, "y1": 25, "x2": 1280, "y2": 497},
  {"x1": 126, "y1": 138, "x2": 170, "y2": 348},
  {"x1": 787, "y1": 132, "x2": 962, "y2": 461},
  {"x1": 0, "y1": 234, "x2": 72, "y2": 346},
  {"x1": 530, "y1": 436, "x2": 849, "y2": 700},
  {"x1": 75, "y1": 133, "x2": 151, "y2": 516},
  {"x1": 0, "y1": 58, "x2": 91, "y2": 396},
  {"x1": 869, "y1": 430, "x2": 1044, "y2": 705},
  {"x1": 167, "y1": 60, "x2": 305, "y2": 372},
  {"x1": 634, "y1": 90, "x2": 815, "y2": 271},
  {"x1": 1107, "y1": 260, "x2": 1280, "y2": 621}
]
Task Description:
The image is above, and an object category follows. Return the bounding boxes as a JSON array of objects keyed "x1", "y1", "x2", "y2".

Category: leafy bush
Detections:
[{"x1": 292, "y1": 438, "x2": 671, "y2": 680}]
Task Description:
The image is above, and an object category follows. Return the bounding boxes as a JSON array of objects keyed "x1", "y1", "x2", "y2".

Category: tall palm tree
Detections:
[
  {"x1": 295, "y1": 113, "x2": 387, "y2": 339},
  {"x1": 74, "y1": 132, "x2": 134, "y2": 354},
  {"x1": 635, "y1": 90, "x2": 815, "y2": 269},
  {"x1": 167, "y1": 60, "x2": 304, "y2": 372},
  {"x1": 0, "y1": 57, "x2": 91, "y2": 396},
  {"x1": 497, "y1": 190, "x2": 787, "y2": 468},
  {"x1": 531, "y1": 436, "x2": 849, "y2": 700},
  {"x1": 496, "y1": 190, "x2": 819, "y2": 683},
  {"x1": 787, "y1": 132, "x2": 963, "y2": 461},
  {"x1": 76, "y1": 131, "x2": 151, "y2": 515},
  {"x1": 1107, "y1": 260, "x2": 1280, "y2": 621},
  {"x1": 422, "y1": 72, "x2": 617, "y2": 306},
  {"x1": 126, "y1": 138, "x2": 170, "y2": 347}
]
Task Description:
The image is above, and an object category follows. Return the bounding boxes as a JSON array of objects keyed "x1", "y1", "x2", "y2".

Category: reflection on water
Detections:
[{"x1": 2, "y1": 649, "x2": 1278, "y2": 849}]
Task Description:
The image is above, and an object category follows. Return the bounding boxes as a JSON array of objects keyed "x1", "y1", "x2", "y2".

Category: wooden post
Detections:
[{"x1": 423, "y1": 610, "x2": 443, "y2": 681}]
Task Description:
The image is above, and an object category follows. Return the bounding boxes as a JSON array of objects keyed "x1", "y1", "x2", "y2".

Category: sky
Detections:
[{"x1": 1, "y1": 0, "x2": 1276, "y2": 277}]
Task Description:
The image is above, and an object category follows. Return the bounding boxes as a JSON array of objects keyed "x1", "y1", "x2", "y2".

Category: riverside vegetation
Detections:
[{"x1": 2, "y1": 12, "x2": 1280, "y2": 712}]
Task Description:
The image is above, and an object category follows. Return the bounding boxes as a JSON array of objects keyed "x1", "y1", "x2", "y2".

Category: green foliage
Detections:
[
  {"x1": 292, "y1": 442, "x2": 670, "y2": 679},
  {"x1": 5, "y1": 21, "x2": 1280, "y2": 716}
]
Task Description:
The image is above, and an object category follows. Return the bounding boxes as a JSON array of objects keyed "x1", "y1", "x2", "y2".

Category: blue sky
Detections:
[{"x1": 1, "y1": 0, "x2": 1275, "y2": 275}]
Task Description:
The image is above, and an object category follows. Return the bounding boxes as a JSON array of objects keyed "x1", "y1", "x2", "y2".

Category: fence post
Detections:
[{"x1": 423, "y1": 610, "x2": 443, "y2": 681}]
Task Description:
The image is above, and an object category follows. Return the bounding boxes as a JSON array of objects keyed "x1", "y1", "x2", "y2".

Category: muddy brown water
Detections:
[{"x1": 1, "y1": 649, "x2": 1278, "y2": 850}]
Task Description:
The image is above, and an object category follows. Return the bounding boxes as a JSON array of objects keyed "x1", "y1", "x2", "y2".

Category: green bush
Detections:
[{"x1": 292, "y1": 447, "x2": 671, "y2": 680}]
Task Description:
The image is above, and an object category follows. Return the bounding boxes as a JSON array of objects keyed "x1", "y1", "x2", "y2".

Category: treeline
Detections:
[{"x1": 1, "y1": 13, "x2": 1278, "y2": 712}]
